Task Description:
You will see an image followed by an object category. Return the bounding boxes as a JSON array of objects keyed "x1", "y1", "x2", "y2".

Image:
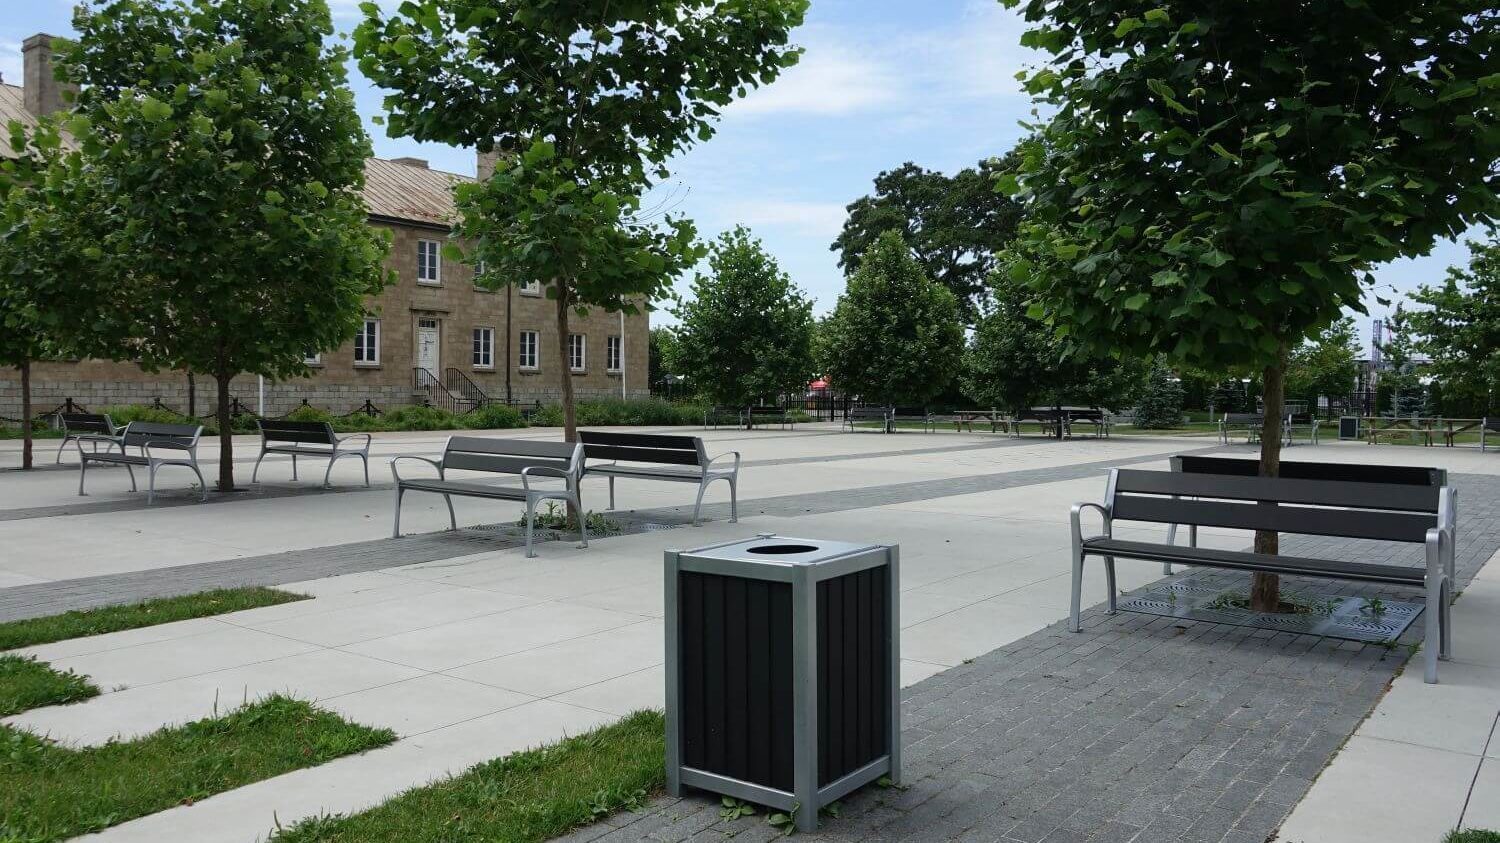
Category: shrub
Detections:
[
  {"x1": 379, "y1": 405, "x2": 462, "y2": 431},
  {"x1": 528, "y1": 399, "x2": 707, "y2": 427},
  {"x1": 462, "y1": 404, "x2": 527, "y2": 430},
  {"x1": 1132, "y1": 361, "x2": 1186, "y2": 429}
]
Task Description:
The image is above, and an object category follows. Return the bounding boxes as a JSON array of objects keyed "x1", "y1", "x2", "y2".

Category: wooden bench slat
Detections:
[
  {"x1": 1083, "y1": 538, "x2": 1426, "y2": 585},
  {"x1": 1114, "y1": 468, "x2": 1441, "y2": 512},
  {"x1": 582, "y1": 444, "x2": 701, "y2": 465},
  {"x1": 1172, "y1": 456, "x2": 1443, "y2": 487},
  {"x1": 1110, "y1": 493, "x2": 1436, "y2": 543},
  {"x1": 580, "y1": 430, "x2": 699, "y2": 449}
]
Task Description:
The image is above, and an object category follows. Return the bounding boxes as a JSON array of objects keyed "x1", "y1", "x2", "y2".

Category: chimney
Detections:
[
  {"x1": 477, "y1": 148, "x2": 499, "y2": 182},
  {"x1": 391, "y1": 156, "x2": 429, "y2": 169},
  {"x1": 22, "y1": 34, "x2": 75, "y2": 118}
]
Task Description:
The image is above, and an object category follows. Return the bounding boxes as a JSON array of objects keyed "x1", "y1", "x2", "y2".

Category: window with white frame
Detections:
[
  {"x1": 568, "y1": 333, "x2": 586, "y2": 372},
  {"x1": 606, "y1": 335, "x2": 622, "y2": 372},
  {"x1": 354, "y1": 319, "x2": 380, "y2": 365},
  {"x1": 303, "y1": 350, "x2": 321, "y2": 365},
  {"x1": 519, "y1": 279, "x2": 541, "y2": 296},
  {"x1": 417, "y1": 240, "x2": 441, "y2": 284},
  {"x1": 472, "y1": 326, "x2": 494, "y2": 369},
  {"x1": 518, "y1": 330, "x2": 539, "y2": 370}
]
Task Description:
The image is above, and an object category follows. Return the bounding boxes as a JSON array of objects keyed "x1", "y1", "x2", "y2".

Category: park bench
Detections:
[
  {"x1": 1062, "y1": 407, "x2": 1112, "y2": 438},
  {"x1": 391, "y1": 437, "x2": 587, "y2": 558},
  {"x1": 56, "y1": 412, "x2": 121, "y2": 463},
  {"x1": 1011, "y1": 408, "x2": 1060, "y2": 438},
  {"x1": 1218, "y1": 412, "x2": 1266, "y2": 444},
  {"x1": 251, "y1": 419, "x2": 372, "y2": 488},
  {"x1": 953, "y1": 409, "x2": 1010, "y2": 434},
  {"x1": 844, "y1": 406, "x2": 893, "y2": 433},
  {"x1": 1158, "y1": 455, "x2": 1448, "y2": 573},
  {"x1": 76, "y1": 421, "x2": 208, "y2": 504},
  {"x1": 892, "y1": 406, "x2": 936, "y2": 433},
  {"x1": 1285, "y1": 413, "x2": 1321, "y2": 445},
  {"x1": 579, "y1": 431, "x2": 739, "y2": 526},
  {"x1": 1479, "y1": 418, "x2": 1500, "y2": 452},
  {"x1": 1069, "y1": 467, "x2": 1456, "y2": 682},
  {"x1": 703, "y1": 406, "x2": 737, "y2": 430},
  {"x1": 742, "y1": 405, "x2": 794, "y2": 430}
]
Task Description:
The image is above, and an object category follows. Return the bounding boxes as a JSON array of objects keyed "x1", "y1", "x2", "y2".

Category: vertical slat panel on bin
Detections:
[
  {"x1": 845, "y1": 571, "x2": 862, "y2": 774},
  {"x1": 724, "y1": 577, "x2": 749, "y2": 781},
  {"x1": 768, "y1": 580, "x2": 794, "y2": 791},
  {"x1": 702, "y1": 573, "x2": 726, "y2": 772},
  {"x1": 746, "y1": 579, "x2": 772, "y2": 787},
  {"x1": 682, "y1": 572, "x2": 706, "y2": 772}
]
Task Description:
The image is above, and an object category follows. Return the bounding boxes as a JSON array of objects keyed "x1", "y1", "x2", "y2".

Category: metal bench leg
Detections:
[
  {"x1": 1424, "y1": 581, "x2": 1442, "y2": 683},
  {"x1": 728, "y1": 476, "x2": 738, "y2": 523},
  {"x1": 147, "y1": 463, "x2": 158, "y2": 505},
  {"x1": 392, "y1": 488, "x2": 404, "y2": 537},
  {"x1": 78, "y1": 458, "x2": 88, "y2": 496},
  {"x1": 322, "y1": 454, "x2": 336, "y2": 488},
  {"x1": 443, "y1": 494, "x2": 457, "y2": 530},
  {"x1": 189, "y1": 462, "x2": 208, "y2": 501},
  {"x1": 574, "y1": 494, "x2": 589, "y2": 549},
  {"x1": 1163, "y1": 522, "x2": 1176, "y2": 575},
  {"x1": 124, "y1": 462, "x2": 137, "y2": 492},
  {"x1": 361, "y1": 453, "x2": 370, "y2": 487},
  {"x1": 692, "y1": 479, "x2": 709, "y2": 526},
  {"x1": 1441, "y1": 578, "x2": 1453, "y2": 661},
  {"x1": 57, "y1": 436, "x2": 71, "y2": 464},
  {"x1": 252, "y1": 447, "x2": 267, "y2": 483},
  {"x1": 524, "y1": 498, "x2": 537, "y2": 558},
  {"x1": 1104, "y1": 556, "x2": 1118, "y2": 614},
  {"x1": 291, "y1": 453, "x2": 298, "y2": 482},
  {"x1": 608, "y1": 475, "x2": 616, "y2": 510},
  {"x1": 1069, "y1": 542, "x2": 1085, "y2": 633}
]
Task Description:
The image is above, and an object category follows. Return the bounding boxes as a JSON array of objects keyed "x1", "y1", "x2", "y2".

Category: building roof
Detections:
[
  {"x1": 6, "y1": 81, "x2": 470, "y2": 227},
  {"x1": 363, "y1": 157, "x2": 470, "y2": 228}
]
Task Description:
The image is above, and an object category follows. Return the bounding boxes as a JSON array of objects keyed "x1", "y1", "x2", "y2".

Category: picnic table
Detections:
[
  {"x1": 1363, "y1": 416, "x2": 1442, "y2": 446},
  {"x1": 952, "y1": 410, "x2": 1009, "y2": 434}
]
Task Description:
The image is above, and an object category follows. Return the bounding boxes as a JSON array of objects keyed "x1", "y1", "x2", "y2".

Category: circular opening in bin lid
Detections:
[{"x1": 747, "y1": 543, "x2": 819, "y2": 555}]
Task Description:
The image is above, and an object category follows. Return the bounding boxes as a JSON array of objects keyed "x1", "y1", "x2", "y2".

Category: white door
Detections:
[{"x1": 416, "y1": 319, "x2": 439, "y2": 374}]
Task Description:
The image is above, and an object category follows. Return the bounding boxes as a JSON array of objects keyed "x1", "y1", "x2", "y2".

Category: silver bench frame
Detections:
[
  {"x1": 57, "y1": 413, "x2": 123, "y2": 463},
  {"x1": 1070, "y1": 468, "x2": 1456, "y2": 683},
  {"x1": 580, "y1": 431, "x2": 739, "y2": 526},
  {"x1": 77, "y1": 421, "x2": 207, "y2": 504},
  {"x1": 251, "y1": 419, "x2": 372, "y2": 487},
  {"x1": 391, "y1": 436, "x2": 587, "y2": 558},
  {"x1": 843, "y1": 406, "x2": 893, "y2": 433}
]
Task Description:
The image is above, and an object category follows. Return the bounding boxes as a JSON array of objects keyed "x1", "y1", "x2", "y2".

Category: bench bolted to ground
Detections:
[
  {"x1": 1070, "y1": 467, "x2": 1457, "y2": 682},
  {"x1": 251, "y1": 419, "x2": 372, "y2": 488},
  {"x1": 665, "y1": 535, "x2": 901, "y2": 832},
  {"x1": 56, "y1": 413, "x2": 122, "y2": 464},
  {"x1": 579, "y1": 430, "x2": 739, "y2": 526},
  {"x1": 76, "y1": 422, "x2": 208, "y2": 505}
]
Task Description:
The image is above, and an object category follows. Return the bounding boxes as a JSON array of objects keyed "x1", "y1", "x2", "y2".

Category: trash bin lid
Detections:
[{"x1": 681, "y1": 534, "x2": 883, "y2": 565}]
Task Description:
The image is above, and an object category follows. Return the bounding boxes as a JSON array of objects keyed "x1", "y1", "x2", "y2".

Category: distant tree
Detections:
[
  {"x1": 1379, "y1": 310, "x2": 1429, "y2": 417},
  {"x1": 1133, "y1": 359, "x2": 1186, "y2": 429},
  {"x1": 1286, "y1": 317, "x2": 1360, "y2": 412},
  {"x1": 674, "y1": 227, "x2": 814, "y2": 415},
  {"x1": 0, "y1": 119, "x2": 67, "y2": 469},
  {"x1": 1398, "y1": 235, "x2": 1500, "y2": 416},
  {"x1": 832, "y1": 156, "x2": 1022, "y2": 323},
  {"x1": 1001, "y1": 0, "x2": 1500, "y2": 611},
  {"x1": 55, "y1": 0, "x2": 393, "y2": 491},
  {"x1": 355, "y1": 0, "x2": 807, "y2": 444},
  {"x1": 648, "y1": 327, "x2": 679, "y2": 392},
  {"x1": 962, "y1": 293, "x2": 1053, "y2": 414},
  {"x1": 822, "y1": 231, "x2": 964, "y2": 408}
]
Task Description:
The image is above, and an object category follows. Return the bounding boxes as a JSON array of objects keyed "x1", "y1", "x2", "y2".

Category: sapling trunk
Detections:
[
  {"x1": 555, "y1": 284, "x2": 579, "y2": 523},
  {"x1": 20, "y1": 358, "x2": 32, "y2": 470},
  {"x1": 1251, "y1": 342, "x2": 1290, "y2": 613},
  {"x1": 215, "y1": 371, "x2": 234, "y2": 493}
]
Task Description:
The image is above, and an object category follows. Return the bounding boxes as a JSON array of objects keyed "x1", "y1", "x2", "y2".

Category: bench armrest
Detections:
[
  {"x1": 704, "y1": 451, "x2": 741, "y2": 473},
  {"x1": 334, "y1": 432, "x2": 372, "y2": 451},
  {"x1": 520, "y1": 465, "x2": 572, "y2": 491},
  {"x1": 391, "y1": 455, "x2": 444, "y2": 483},
  {"x1": 1070, "y1": 502, "x2": 1112, "y2": 544},
  {"x1": 143, "y1": 439, "x2": 195, "y2": 462}
]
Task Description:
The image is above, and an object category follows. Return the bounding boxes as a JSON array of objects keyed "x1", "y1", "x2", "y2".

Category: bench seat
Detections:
[
  {"x1": 586, "y1": 463, "x2": 705, "y2": 481},
  {"x1": 1081, "y1": 538, "x2": 1425, "y2": 586},
  {"x1": 79, "y1": 452, "x2": 150, "y2": 467},
  {"x1": 394, "y1": 478, "x2": 536, "y2": 500}
]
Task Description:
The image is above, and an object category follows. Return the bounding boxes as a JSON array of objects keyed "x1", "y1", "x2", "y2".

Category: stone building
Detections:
[{"x1": 0, "y1": 34, "x2": 648, "y2": 419}]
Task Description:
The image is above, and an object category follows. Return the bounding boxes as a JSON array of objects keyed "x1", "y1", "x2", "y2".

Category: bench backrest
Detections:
[
  {"x1": 850, "y1": 406, "x2": 889, "y2": 419},
  {"x1": 121, "y1": 422, "x2": 202, "y2": 448},
  {"x1": 61, "y1": 413, "x2": 114, "y2": 435},
  {"x1": 257, "y1": 419, "x2": 337, "y2": 444},
  {"x1": 579, "y1": 430, "x2": 704, "y2": 466},
  {"x1": 1106, "y1": 468, "x2": 1447, "y2": 544},
  {"x1": 1171, "y1": 455, "x2": 1445, "y2": 487},
  {"x1": 892, "y1": 406, "x2": 928, "y2": 417},
  {"x1": 1222, "y1": 413, "x2": 1264, "y2": 425},
  {"x1": 746, "y1": 406, "x2": 783, "y2": 415},
  {"x1": 442, "y1": 436, "x2": 581, "y2": 477}
]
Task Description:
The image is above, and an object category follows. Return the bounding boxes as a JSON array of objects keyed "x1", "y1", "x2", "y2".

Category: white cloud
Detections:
[
  {"x1": 728, "y1": 39, "x2": 903, "y2": 118},
  {"x1": 0, "y1": 39, "x2": 22, "y2": 87},
  {"x1": 720, "y1": 199, "x2": 849, "y2": 239}
]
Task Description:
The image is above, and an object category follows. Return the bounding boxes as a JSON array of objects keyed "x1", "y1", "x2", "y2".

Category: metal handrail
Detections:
[
  {"x1": 413, "y1": 367, "x2": 460, "y2": 412},
  {"x1": 443, "y1": 367, "x2": 492, "y2": 410}
]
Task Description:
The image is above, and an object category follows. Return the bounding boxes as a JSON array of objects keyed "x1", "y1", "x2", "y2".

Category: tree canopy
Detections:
[
  {"x1": 354, "y1": 0, "x2": 808, "y2": 441},
  {"x1": 53, "y1": 0, "x2": 392, "y2": 490},
  {"x1": 1397, "y1": 234, "x2": 1500, "y2": 416},
  {"x1": 1285, "y1": 317, "x2": 1360, "y2": 411},
  {"x1": 832, "y1": 157, "x2": 1022, "y2": 323},
  {"x1": 1002, "y1": 0, "x2": 1500, "y2": 609},
  {"x1": 822, "y1": 231, "x2": 964, "y2": 409},
  {"x1": 674, "y1": 227, "x2": 815, "y2": 411}
]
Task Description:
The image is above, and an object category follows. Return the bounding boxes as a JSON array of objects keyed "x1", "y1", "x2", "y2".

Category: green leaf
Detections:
[
  {"x1": 138, "y1": 96, "x2": 173, "y2": 123},
  {"x1": 1114, "y1": 18, "x2": 1143, "y2": 38},
  {"x1": 1122, "y1": 293, "x2": 1151, "y2": 310}
]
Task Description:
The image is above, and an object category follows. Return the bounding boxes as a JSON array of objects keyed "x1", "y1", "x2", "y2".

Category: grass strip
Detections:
[
  {"x1": 270, "y1": 709, "x2": 666, "y2": 842},
  {"x1": 0, "y1": 694, "x2": 395, "y2": 842},
  {"x1": 0, "y1": 655, "x2": 98, "y2": 717},
  {"x1": 1447, "y1": 832, "x2": 1500, "y2": 843},
  {"x1": 0, "y1": 587, "x2": 308, "y2": 651}
]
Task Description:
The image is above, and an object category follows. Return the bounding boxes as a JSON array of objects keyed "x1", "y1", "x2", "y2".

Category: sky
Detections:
[{"x1": 1, "y1": 0, "x2": 1484, "y2": 355}]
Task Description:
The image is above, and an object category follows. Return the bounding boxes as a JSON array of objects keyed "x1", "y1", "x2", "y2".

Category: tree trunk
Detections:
[
  {"x1": 187, "y1": 371, "x2": 196, "y2": 418},
  {"x1": 554, "y1": 285, "x2": 579, "y2": 523},
  {"x1": 1251, "y1": 341, "x2": 1290, "y2": 612},
  {"x1": 215, "y1": 371, "x2": 234, "y2": 493},
  {"x1": 20, "y1": 358, "x2": 32, "y2": 471}
]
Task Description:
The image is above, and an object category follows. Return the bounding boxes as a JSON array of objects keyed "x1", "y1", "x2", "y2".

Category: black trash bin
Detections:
[{"x1": 664, "y1": 534, "x2": 900, "y2": 832}]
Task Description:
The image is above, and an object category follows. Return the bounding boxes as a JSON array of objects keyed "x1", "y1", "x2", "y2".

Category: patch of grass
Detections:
[
  {"x1": 517, "y1": 501, "x2": 623, "y2": 537},
  {"x1": 0, "y1": 695, "x2": 395, "y2": 842},
  {"x1": 0, "y1": 655, "x2": 99, "y2": 716},
  {"x1": 269, "y1": 709, "x2": 666, "y2": 842},
  {"x1": 0, "y1": 587, "x2": 308, "y2": 652},
  {"x1": 1446, "y1": 831, "x2": 1500, "y2": 843}
]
